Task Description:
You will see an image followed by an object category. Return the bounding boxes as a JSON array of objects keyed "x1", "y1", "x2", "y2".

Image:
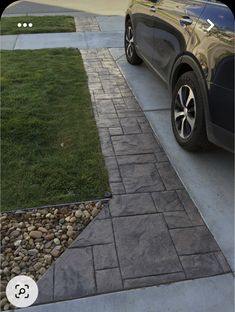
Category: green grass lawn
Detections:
[
  {"x1": 0, "y1": 16, "x2": 75, "y2": 35},
  {"x1": 1, "y1": 48, "x2": 109, "y2": 211}
]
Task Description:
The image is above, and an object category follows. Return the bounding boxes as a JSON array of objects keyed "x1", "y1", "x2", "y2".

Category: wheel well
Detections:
[{"x1": 171, "y1": 63, "x2": 193, "y2": 91}]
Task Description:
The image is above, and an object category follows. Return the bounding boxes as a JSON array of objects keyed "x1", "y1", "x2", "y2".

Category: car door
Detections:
[
  {"x1": 151, "y1": 0, "x2": 206, "y2": 82},
  {"x1": 131, "y1": 0, "x2": 157, "y2": 62}
]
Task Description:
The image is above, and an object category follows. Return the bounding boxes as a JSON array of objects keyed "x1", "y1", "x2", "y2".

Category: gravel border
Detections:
[
  {"x1": 0, "y1": 200, "x2": 107, "y2": 310},
  {"x1": 4, "y1": 197, "x2": 111, "y2": 215}
]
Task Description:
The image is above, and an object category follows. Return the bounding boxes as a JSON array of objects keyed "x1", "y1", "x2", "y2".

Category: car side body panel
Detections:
[
  {"x1": 151, "y1": 0, "x2": 206, "y2": 82},
  {"x1": 126, "y1": 0, "x2": 234, "y2": 152},
  {"x1": 127, "y1": 0, "x2": 155, "y2": 62}
]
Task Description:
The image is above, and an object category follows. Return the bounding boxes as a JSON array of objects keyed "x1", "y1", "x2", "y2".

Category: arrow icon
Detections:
[{"x1": 206, "y1": 19, "x2": 214, "y2": 32}]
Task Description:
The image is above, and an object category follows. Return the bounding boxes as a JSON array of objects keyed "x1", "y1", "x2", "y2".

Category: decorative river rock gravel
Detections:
[{"x1": 0, "y1": 201, "x2": 103, "y2": 310}]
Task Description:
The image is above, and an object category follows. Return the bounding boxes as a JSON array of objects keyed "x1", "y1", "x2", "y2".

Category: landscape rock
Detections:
[
  {"x1": 10, "y1": 230, "x2": 20, "y2": 238},
  {"x1": 70, "y1": 217, "x2": 76, "y2": 223},
  {"x1": 38, "y1": 227, "x2": 47, "y2": 233},
  {"x1": 45, "y1": 233, "x2": 54, "y2": 241},
  {"x1": 75, "y1": 210, "x2": 83, "y2": 218},
  {"x1": 44, "y1": 255, "x2": 52, "y2": 265},
  {"x1": 29, "y1": 231, "x2": 42, "y2": 239},
  {"x1": 53, "y1": 238, "x2": 60, "y2": 245},
  {"x1": 28, "y1": 249, "x2": 38, "y2": 257},
  {"x1": 0, "y1": 297, "x2": 8, "y2": 308},
  {"x1": 0, "y1": 201, "x2": 104, "y2": 310},
  {"x1": 14, "y1": 240, "x2": 22, "y2": 247},
  {"x1": 51, "y1": 246, "x2": 61, "y2": 257}
]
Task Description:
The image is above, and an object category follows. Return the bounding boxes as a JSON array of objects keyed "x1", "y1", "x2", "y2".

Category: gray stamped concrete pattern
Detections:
[{"x1": 34, "y1": 49, "x2": 231, "y2": 305}]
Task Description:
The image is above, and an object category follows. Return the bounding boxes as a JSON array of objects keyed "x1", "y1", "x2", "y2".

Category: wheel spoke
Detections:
[
  {"x1": 175, "y1": 111, "x2": 185, "y2": 119},
  {"x1": 178, "y1": 87, "x2": 185, "y2": 108},
  {"x1": 127, "y1": 43, "x2": 133, "y2": 58},
  {"x1": 180, "y1": 117, "x2": 186, "y2": 138},
  {"x1": 186, "y1": 115, "x2": 195, "y2": 130},
  {"x1": 125, "y1": 34, "x2": 130, "y2": 43},
  {"x1": 185, "y1": 88, "x2": 194, "y2": 107},
  {"x1": 127, "y1": 27, "x2": 130, "y2": 39}
]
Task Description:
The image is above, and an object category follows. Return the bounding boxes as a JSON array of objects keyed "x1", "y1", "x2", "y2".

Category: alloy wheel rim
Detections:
[
  {"x1": 125, "y1": 26, "x2": 134, "y2": 58},
  {"x1": 174, "y1": 85, "x2": 196, "y2": 139}
]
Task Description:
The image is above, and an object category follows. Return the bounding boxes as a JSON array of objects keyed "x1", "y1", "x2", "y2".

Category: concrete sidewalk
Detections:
[
  {"x1": 0, "y1": 32, "x2": 124, "y2": 50},
  {"x1": 16, "y1": 274, "x2": 234, "y2": 312}
]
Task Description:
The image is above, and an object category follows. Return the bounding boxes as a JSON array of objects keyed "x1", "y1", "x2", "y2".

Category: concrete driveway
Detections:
[{"x1": 110, "y1": 48, "x2": 234, "y2": 272}]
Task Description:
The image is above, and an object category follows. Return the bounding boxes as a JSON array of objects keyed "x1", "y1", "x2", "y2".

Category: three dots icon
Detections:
[{"x1": 17, "y1": 22, "x2": 33, "y2": 28}]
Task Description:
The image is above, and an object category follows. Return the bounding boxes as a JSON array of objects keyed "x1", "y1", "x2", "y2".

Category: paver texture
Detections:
[
  {"x1": 113, "y1": 214, "x2": 182, "y2": 278},
  {"x1": 93, "y1": 244, "x2": 118, "y2": 270},
  {"x1": 54, "y1": 248, "x2": 96, "y2": 301},
  {"x1": 96, "y1": 268, "x2": 123, "y2": 293},
  {"x1": 35, "y1": 48, "x2": 231, "y2": 304},
  {"x1": 74, "y1": 17, "x2": 100, "y2": 32}
]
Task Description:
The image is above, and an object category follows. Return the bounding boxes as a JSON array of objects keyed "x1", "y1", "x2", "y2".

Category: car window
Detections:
[{"x1": 204, "y1": 3, "x2": 234, "y2": 31}]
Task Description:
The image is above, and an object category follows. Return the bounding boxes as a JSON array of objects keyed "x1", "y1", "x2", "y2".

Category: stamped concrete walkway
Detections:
[{"x1": 32, "y1": 48, "x2": 231, "y2": 305}]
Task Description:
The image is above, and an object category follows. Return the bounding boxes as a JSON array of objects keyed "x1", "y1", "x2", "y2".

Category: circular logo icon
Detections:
[{"x1": 6, "y1": 275, "x2": 38, "y2": 308}]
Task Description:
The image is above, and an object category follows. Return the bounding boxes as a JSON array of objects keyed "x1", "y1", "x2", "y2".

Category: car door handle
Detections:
[
  {"x1": 180, "y1": 16, "x2": 193, "y2": 27},
  {"x1": 150, "y1": 6, "x2": 156, "y2": 12}
]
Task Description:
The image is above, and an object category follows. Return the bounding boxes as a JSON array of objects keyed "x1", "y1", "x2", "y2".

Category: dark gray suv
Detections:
[{"x1": 125, "y1": 0, "x2": 234, "y2": 152}]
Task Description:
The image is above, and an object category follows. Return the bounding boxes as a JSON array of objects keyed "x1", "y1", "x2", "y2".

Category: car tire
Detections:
[
  {"x1": 125, "y1": 20, "x2": 142, "y2": 65},
  {"x1": 171, "y1": 71, "x2": 211, "y2": 151}
]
